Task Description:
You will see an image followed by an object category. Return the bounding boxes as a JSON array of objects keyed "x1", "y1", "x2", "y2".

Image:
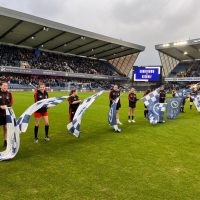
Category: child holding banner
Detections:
[
  {"x1": 128, "y1": 88, "x2": 138, "y2": 123},
  {"x1": 68, "y1": 89, "x2": 82, "y2": 122},
  {"x1": 0, "y1": 82, "x2": 14, "y2": 147},
  {"x1": 143, "y1": 89, "x2": 150, "y2": 119},
  {"x1": 109, "y1": 85, "x2": 122, "y2": 125}
]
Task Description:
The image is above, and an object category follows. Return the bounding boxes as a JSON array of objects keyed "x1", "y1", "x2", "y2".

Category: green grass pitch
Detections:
[{"x1": 0, "y1": 91, "x2": 200, "y2": 200}]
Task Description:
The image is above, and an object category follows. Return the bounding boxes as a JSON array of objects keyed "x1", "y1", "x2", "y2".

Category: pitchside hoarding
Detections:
[{"x1": 0, "y1": 66, "x2": 128, "y2": 81}]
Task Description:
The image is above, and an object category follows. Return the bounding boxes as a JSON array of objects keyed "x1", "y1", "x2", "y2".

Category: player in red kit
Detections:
[
  {"x1": 109, "y1": 85, "x2": 122, "y2": 125},
  {"x1": 33, "y1": 83, "x2": 49, "y2": 143},
  {"x1": 128, "y1": 88, "x2": 138, "y2": 123},
  {"x1": 68, "y1": 89, "x2": 82, "y2": 122},
  {"x1": 0, "y1": 82, "x2": 14, "y2": 147}
]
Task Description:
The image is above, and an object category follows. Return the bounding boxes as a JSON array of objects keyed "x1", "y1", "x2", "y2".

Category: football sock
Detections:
[
  {"x1": 34, "y1": 126, "x2": 39, "y2": 139},
  {"x1": 45, "y1": 125, "x2": 49, "y2": 137}
]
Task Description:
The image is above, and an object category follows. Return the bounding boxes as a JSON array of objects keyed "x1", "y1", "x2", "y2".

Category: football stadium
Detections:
[{"x1": 1, "y1": 4, "x2": 200, "y2": 200}]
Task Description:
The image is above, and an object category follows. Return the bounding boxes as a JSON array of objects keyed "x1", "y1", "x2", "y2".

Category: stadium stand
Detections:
[
  {"x1": 185, "y1": 61, "x2": 200, "y2": 77},
  {"x1": 0, "y1": 6, "x2": 145, "y2": 90},
  {"x1": 0, "y1": 74, "x2": 113, "y2": 90},
  {"x1": 169, "y1": 62, "x2": 190, "y2": 77},
  {"x1": 0, "y1": 44, "x2": 119, "y2": 76},
  {"x1": 156, "y1": 38, "x2": 200, "y2": 81},
  {"x1": 167, "y1": 61, "x2": 200, "y2": 78}
]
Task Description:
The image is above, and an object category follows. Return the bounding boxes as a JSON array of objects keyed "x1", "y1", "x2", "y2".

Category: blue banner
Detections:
[
  {"x1": 193, "y1": 95, "x2": 200, "y2": 112},
  {"x1": 141, "y1": 88, "x2": 167, "y2": 124},
  {"x1": 175, "y1": 88, "x2": 192, "y2": 98},
  {"x1": 108, "y1": 97, "x2": 121, "y2": 132},
  {"x1": 166, "y1": 98, "x2": 182, "y2": 119},
  {"x1": 148, "y1": 103, "x2": 167, "y2": 124}
]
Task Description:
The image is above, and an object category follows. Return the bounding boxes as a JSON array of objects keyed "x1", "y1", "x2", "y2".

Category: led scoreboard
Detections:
[{"x1": 133, "y1": 66, "x2": 161, "y2": 82}]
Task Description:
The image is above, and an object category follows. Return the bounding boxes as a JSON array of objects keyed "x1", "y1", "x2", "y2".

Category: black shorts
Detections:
[
  {"x1": 159, "y1": 99, "x2": 165, "y2": 103},
  {"x1": 0, "y1": 115, "x2": 6, "y2": 126},
  {"x1": 129, "y1": 102, "x2": 136, "y2": 108},
  {"x1": 110, "y1": 102, "x2": 121, "y2": 110},
  {"x1": 116, "y1": 104, "x2": 121, "y2": 110},
  {"x1": 69, "y1": 108, "x2": 78, "y2": 121}
]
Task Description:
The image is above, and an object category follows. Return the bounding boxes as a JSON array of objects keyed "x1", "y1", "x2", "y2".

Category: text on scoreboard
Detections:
[{"x1": 134, "y1": 66, "x2": 161, "y2": 81}]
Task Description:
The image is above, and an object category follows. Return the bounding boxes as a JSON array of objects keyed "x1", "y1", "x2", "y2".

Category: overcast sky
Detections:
[{"x1": 0, "y1": 0, "x2": 200, "y2": 65}]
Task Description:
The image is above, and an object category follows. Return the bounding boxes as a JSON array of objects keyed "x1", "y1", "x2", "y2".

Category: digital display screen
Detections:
[{"x1": 133, "y1": 66, "x2": 161, "y2": 81}]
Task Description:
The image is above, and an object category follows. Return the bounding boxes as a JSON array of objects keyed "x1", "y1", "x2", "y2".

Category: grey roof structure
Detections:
[
  {"x1": 0, "y1": 7, "x2": 145, "y2": 75},
  {"x1": 155, "y1": 38, "x2": 200, "y2": 77},
  {"x1": 156, "y1": 39, "x2": 200, "y2": 61}
]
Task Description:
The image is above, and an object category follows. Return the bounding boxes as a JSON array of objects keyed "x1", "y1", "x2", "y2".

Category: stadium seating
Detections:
[
  {"x1": 0, "y1": 44, "x2": 119, "y2": 76},
  {"x1": 168, "y1": 61, "x2": 200, "y2": 78},
  {"x1": 185, "y1": 61, "x2": 200, "y2": 77},
  {"x1": 0, "y1": 74, "x2": 113, "y2": 90},
  {"x1": 169, "y1": 62, "x2": 190, "y2": 77}
]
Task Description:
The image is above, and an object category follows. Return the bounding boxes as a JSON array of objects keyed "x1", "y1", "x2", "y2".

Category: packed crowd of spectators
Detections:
[
  {"x1": 164, "y1": 82, "x2": 200, "y2": 94},
  {"x1": 0, "y1": 74, "x2": 66, "y2": 87},
  {"x1": 0, "y1": 44, "x2": 119, "y2": 76},
  {"x1": 185, "y1": 62, "x2": 200, "y2": 77},
  {"x1": 0, "y1": 74, "x2": 114, "y2": 89},
  {"x1": 173, "y1": 61, "x2": 200, "y2": 78}
]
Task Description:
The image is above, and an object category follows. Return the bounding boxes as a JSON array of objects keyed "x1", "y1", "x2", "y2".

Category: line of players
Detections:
[
  {"x1": 0, "y1": 82, "x2": 198, "y2": 147},
  {"x1": 109, "y1": 84, "x2": 199, "y2": 126},
  {"x1": 172, "y1": 87, "x2": 198, "y2": 112},
  {"x1": 109, "y1": 85, "x2": 166, "y2": 125},
  {"x1": 0, "y1": 82, "x2": 83, "y2": 146}
]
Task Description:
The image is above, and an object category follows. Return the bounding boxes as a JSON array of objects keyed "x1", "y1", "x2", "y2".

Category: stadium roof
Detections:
[
  {"x1": 155, "y1": 38, "x2": 200, "y2": 77},
  {"x1": 0, "y1": 6, "x2": 145, "y2": 61},
  {"x1": 155, "y1": 38, "x2": 200, "y2": 61}
]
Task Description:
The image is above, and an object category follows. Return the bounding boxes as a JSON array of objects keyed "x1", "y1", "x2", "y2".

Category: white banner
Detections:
[
  {"x1": 193, "y1": 95, "x2": 200, "y2": 112},
  {"x1": 67, "y1": 91, "x2": 104, "y2": 138},
  {"x1": 0, "y1": 96, "x2": 68, "y2": 161}
]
